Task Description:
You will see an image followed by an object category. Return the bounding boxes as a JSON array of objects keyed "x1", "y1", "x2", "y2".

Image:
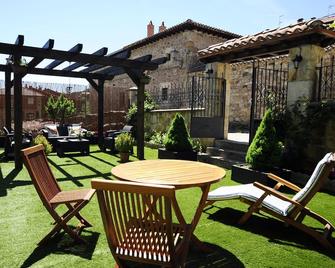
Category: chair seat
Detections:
[
  {"x1": 50, "y1": 189, "x2": 95, "y2": 205},
  {"x1": 208, "y1": 184, "x2": 293, "y2": 216},
  {"x1": 116, "y1": 222, "x2": 184, "y2": 263}
]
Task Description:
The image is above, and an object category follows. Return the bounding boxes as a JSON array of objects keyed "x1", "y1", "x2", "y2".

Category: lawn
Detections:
[{"x1": 0, "y1": 145, "x2": 334, "y2": 267}]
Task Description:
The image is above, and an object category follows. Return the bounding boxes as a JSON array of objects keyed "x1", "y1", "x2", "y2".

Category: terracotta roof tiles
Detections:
[
  {"x1": 123, "y1": 19, "x2": 241, "y2": 51},
  {"x1": 198, "y1": 17, "x2": 335, "y2": 59}
]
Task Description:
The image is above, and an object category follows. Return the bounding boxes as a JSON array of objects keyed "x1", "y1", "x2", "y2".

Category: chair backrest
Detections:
[
  {"x1": 291, "y1": 153, "x2": 335, "y2": 208},
  {"x1": 22, "y1": 145, "x2": 61, "y2": 207},
  {"x1": 91, "y1": 179, "x2": 178, "y2": 266},
  {"x1": 3, "y1": 126, "x2": 10, "y2": 135}
]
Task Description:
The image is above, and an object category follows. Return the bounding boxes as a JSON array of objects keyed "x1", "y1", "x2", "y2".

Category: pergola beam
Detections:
[
  {"x1": 97, "y1": 55, "x2": 152, "y2": 76},
  {"x1": 27, "y1": 39, "x2": 55, "y2": 68},
  {"x1": 63, "y1": 47, "x2": 108, "y2": 71},
  {"x1": 0, "y1": 41, "x2": 157, "y2": 70},
  {"x1": 80, "y1": 49, "x2": 131, "y2": 73},
  {"x1": 45, "y1": 43, "x2": 83, "y2": 70}
]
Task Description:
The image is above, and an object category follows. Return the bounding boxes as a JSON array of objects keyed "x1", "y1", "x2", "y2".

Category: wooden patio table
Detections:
[{"x1": 111, "y1": 159, "x2": 225, "y2": 251}]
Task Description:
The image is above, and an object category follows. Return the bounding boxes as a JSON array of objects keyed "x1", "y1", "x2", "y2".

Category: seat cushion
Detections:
[
  {"x1": 208, "y1": 184, "x2": 292, "y2": 216},
  {"x1": 44, "y1": 124, "x2": 59, "y2": 137},
  {"x1": 292, "y1": 153, "x2": 332, "y2": 204}
]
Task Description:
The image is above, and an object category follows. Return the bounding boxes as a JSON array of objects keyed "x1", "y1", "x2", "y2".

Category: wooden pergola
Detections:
[{"x1": 1, "y1": 35, "x2": 168, "y2": 169}]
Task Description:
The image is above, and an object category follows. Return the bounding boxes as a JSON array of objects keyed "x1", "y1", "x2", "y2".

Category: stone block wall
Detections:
[{"x1": 144, "y1": 109, "x2": 192, "y2": 134}]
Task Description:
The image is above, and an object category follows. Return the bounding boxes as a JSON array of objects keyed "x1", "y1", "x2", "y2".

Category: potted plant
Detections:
[
  {"x1": 45, "y1": 94, "x2": 76, "y2": 135},
  {"x1": 115, "y1": 133, "x2": 134, "y2": 163},
  {"x1": 158, "y1": 113, "x2": 197, "y2": 161},
  {"x1": 232, "y1": 109, "x2": 284, "y2": 184}
]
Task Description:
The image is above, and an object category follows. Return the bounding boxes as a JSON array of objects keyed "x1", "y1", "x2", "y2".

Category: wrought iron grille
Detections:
[
  {"x1": 252, "y1": 63, "x2": 288, "y2": 120},
  {"x1": 150, "y1": 81, "x2": 192, "y2": 109},
  {"x1": 191, "y1": 75, "x2": 224, "y2": 117},
  {"x1": 316, "y1": 57, "x2": 335, "y2": 101},
  {"x1": 149, "y1": 75, "x2": 224, "y2": 113}
]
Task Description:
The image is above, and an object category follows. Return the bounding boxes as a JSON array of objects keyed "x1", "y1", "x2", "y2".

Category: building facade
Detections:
[{"x1": 90, "y1": 20, "x2": 240, "y2": 116}]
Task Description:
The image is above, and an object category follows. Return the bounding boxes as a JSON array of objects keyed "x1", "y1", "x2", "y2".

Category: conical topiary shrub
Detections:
[
  {"x1": 246, "y1": 109, "x2": 283, "y2": 171},
  {"x1": 164, "y1": 113, "x2": 193, "y2": 152}
]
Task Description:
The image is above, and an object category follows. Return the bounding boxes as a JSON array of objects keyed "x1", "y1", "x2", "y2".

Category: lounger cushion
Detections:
[
  {"x1": 208, "y1": 183, "x2": 292, "y2": 216},
  {"x1": 292, "y1": 153, "x2": 332, "y2": 203}
]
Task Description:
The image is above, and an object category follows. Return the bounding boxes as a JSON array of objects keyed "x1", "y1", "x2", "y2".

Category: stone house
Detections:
[{"x1": 89, "y1": 19, "x2": 240, "y2": 124}]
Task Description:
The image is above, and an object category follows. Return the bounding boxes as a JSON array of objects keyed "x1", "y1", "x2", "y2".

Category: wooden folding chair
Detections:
[
  {"x1": 207, "y1": 152, "x2": 335, "y2": 252},
  {"x1": 22, "y1": 144, "x2": 95, "y2": 245},
  {"x1": 91, "y1": 179, "x2": 192, "y2": 268}
]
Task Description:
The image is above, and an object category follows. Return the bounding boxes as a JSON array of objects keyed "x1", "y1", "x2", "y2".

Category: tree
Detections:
[
  {"x1": 164, "y1": 113, "x2": 193, "y2": 152},
  {"x1": 246, "y1": 109, "x2": 283, "y2": 171},
  {"x1": 45, "y1": 94, "x2": 76, "y2": 126}
]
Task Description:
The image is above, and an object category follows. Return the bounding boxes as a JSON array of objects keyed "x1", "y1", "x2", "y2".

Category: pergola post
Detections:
[
  {"x1": 5, "y1": 68, "x2": 11, "y2": 131},
  {"x1": 136, "y1": 80, "x2": 145, "y2": 160},
  {"x1": 87, "y1": 78, "x2": 105, "y2": 150},
  {"x1": 97, "y1": 79, "x2": 105, "y2": 150},
  {"x1": 12, "y1": 59, "x2": 23, "y2": 170}
]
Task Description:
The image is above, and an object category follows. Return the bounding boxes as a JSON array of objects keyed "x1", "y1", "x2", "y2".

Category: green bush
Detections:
[
  {"x1": 149, "y1": 131, "x2": 167, "y2": 145},
  {"x1": 115, "y1": 133, "x2": 134, "y2": 153},
  {"x1": 33, "y1": 135, "x2": 53, "y2": 155},
  {"x1": 164, "y1": 113, "x2": 193, "y2": 152},
  {"x1": 246, "y1": 109, "x2": 283, "y2": 171},
  {"x1": 190, "y1": 138, "x2": 204, "y2": 153}
]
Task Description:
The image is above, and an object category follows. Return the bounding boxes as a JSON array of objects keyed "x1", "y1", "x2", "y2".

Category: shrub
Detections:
[
  {"x1": 246, "y1": 109, "x2": 283, "y2": 171},
  {"x1": 33, "y1": 135, "x2": 53, "y2": 155},
  {"x1": 190, "y1": 138, "x2": 204, "y2": 153},
  {"x1": 149, "y1": 131, "x2": 167, "y2": 145},
  {"x1": 164, "y1": 113, "x2": 193, "y2": 152},
  {"x1": 115, "y1": 133, "x2": 134, "y2": 153}
]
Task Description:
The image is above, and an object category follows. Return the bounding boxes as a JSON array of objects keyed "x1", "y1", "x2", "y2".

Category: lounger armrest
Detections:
[
  {"x1": 253, "y1": 182, "x2": 303, "y2": 209},
  {"x1": 267, "y1": 173, "x2": 301, "y2": 192}
]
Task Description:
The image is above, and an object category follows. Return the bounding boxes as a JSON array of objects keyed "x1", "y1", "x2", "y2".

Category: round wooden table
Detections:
[{"x1": 111, "y1": 159, "x2": 225, "y2": 251}]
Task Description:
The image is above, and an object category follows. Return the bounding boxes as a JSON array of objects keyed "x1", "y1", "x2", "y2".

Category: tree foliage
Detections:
[
  {"x1": 45, "y1": 94, "x2": 76, "y2": 125},
  {"x1": 246, "y1": 109, "x2": 283, "y2": 171},
  {"x1": 33, "y1": 135, "x2": 53, "y2": 155},
  {"x1": 164, "y1": 113, "x2": 193, "y2": 152}
]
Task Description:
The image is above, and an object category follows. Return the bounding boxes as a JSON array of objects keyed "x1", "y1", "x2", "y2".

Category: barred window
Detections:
[{"x1": 162, "y1": 88, "x2": 168, "y2": 101}]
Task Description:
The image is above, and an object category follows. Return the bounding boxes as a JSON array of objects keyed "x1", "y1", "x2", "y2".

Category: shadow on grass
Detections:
[
  {"x1": 186, "y1": 242, "x2": 244, "y2": 267},
  {"x1": 69, "y1": 157, "x2": 111, "y2": 180},
  {"x1": 207, "y1": 207, "x2": 335, "y2": 258},
  {"x1": 0, "y1": 168, "x2": 21, "y2": 197},
  {"x1": 20, "y1": 229, "x2": 100, "y2": 268},
  {"x1": 114, "y1": 242, "x2": 244, "y2": 268},
  {"x1": 88, "y1": 153, "x2": 117, "y2": 167}
]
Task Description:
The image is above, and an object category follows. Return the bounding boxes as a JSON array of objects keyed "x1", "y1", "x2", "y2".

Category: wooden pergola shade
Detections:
[{"x1": 1, "y1": 35, "x2": 168, "y2": 169}]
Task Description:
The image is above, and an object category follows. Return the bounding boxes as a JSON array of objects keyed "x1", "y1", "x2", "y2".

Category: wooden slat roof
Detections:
[{"x1": 0, "y1": 35, "x2": 168, "y2": 80}]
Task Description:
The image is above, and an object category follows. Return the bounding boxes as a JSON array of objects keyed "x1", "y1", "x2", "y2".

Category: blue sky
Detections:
[{"x1": 0, "y1": 0, "x2": 332, "y2": 85}]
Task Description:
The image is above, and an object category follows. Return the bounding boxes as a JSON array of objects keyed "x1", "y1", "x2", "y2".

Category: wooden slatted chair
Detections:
[
  {"x1": 206, "y1": 152, "x2": 335, "y2": 252},
  {"x1": 22, "y1": 144, "x2": 95, "y2": 245},
  {"x1": 91, "y1": 179, "x2": 192, "y2": 268}
]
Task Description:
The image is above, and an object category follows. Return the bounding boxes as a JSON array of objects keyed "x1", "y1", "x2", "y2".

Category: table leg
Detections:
[{"x1": 188, "y1": 184, "x2": 215, "y2": 252}]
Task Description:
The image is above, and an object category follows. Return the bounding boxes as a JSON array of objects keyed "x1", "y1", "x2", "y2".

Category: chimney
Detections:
[
  {"x1": 159, "y1": 21, "x2": 166, "y2": 32},
  {"x1": 147, "y1": 21, "x2": 154, "y2": 37}
]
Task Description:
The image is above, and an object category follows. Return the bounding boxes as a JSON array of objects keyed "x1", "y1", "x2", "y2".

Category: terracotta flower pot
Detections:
[{"x1": 120, "y1": 152, "x2": 130, "y2": 163}]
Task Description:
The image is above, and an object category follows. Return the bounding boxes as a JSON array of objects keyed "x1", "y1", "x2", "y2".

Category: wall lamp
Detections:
[{"x1": 292, "y1": 48, "x2": 303, "y2": 69}]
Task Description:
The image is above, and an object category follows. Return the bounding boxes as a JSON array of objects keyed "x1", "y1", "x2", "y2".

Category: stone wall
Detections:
[
  {"x1": 90, "y1": 30, "x2": 229, "y2": 115},
  {"x1": 144, "y1": 109, "x2": 192, "y2": 134}
]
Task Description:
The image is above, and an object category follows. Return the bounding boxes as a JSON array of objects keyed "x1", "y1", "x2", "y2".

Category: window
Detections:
[
  {"x1": 162, "y1": 88, "x2": 168, "y2": 101},
  {"x1": 26, "y1": 113, "x2": 35, "y2": 120},
  {"x1": 27, "y1": 97, "x2": 34, "y2": 105}
]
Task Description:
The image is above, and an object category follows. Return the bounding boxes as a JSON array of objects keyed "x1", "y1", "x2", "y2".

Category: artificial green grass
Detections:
[{"x1": 0, "y1": 145, "x2": 334, "y2": 267}]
